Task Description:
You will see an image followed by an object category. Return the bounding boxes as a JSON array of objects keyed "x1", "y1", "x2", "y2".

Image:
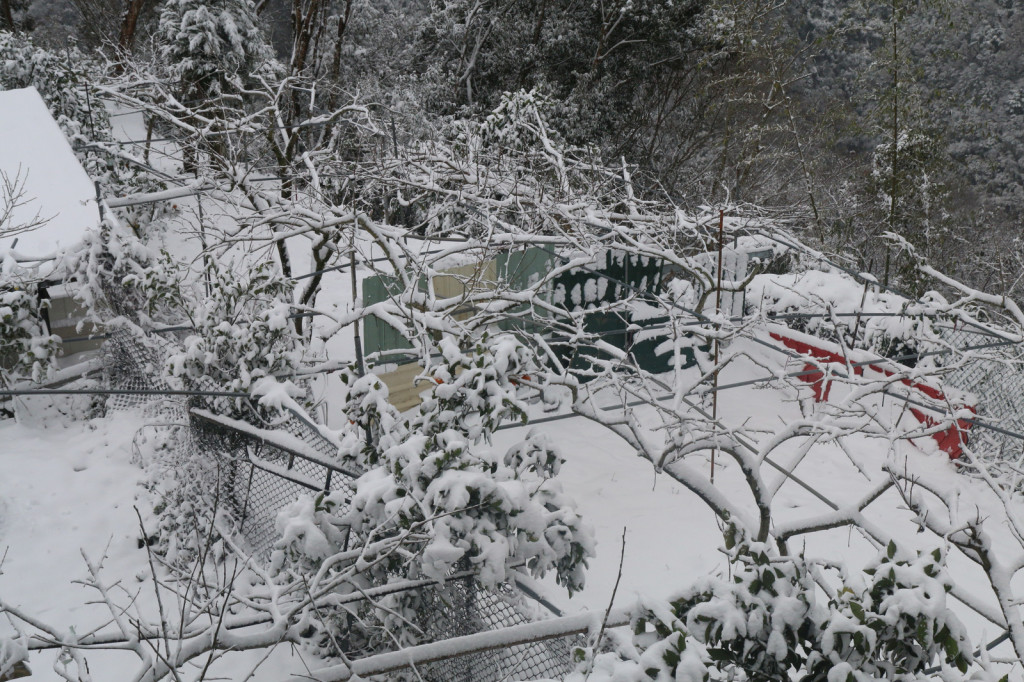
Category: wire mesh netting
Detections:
[
  {"x1": 191, "y1": 407, "x2": 361, "y2": 558},
  {"x1": 102, "y1": 322, "x2": 585, "y2": 681},
  {"x1": 102, "y1": 325, "x2": 176, "y2": 411},
  {"x1": 417, "y1": 579, "x2": 581, "y2": 682},
  {"x1": 935, "y1": 323, "x2": 1024, "y2": 478}
]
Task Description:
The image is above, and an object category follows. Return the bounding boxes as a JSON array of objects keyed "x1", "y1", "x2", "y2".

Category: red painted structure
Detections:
[{"x1": 769, "y1": 331, "x2": 975, "y2": 459}]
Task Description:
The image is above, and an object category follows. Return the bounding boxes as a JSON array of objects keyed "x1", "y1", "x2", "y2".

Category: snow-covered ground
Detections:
[
  {"x1": 0, "y1": 410, "x2": 149, "y2": 677},
  {"x1": 2, "y1": 328, "x2": 1019, "y2": 678},
  {"x1": 0, "y1": 408, "x2": 319, "y2": 678}
]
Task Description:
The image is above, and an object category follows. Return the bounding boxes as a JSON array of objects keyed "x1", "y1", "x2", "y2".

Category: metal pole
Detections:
[
  {"x1": 852, "y1": 277, "x2": 872, "y2": 346},
  {"x1": 351, "y1": 248, "x2": 365, "y2": 377},
  {"x1": 711, "y1": 209, "x2": 724, "y2": 484},
  {"x1": 94, "y1": 181, "x2": 105, "y2": 223},
  {"x1": 198, "y1": 191, "x2": 212, "y2": 297}
]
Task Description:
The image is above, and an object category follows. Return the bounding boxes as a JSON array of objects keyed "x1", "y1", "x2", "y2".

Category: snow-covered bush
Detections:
[
  {"x1": 274, "y1": 333, "x2": 593, "y2": 654},
  {"x1": 70, "y1": 223, "x2": 302, "y2": 410},
  {"x1": 0, "y1": 287, "x2": 58, "y2": 386},
  {"x1": 65, "y1": 223, "x2": 164, "y2": 322},
  {"x1": 161, "y1": 262, "x2": 302, "y2": 409},
  {"x1": 577, "y1": 526, "x2": 976, "y2": 682}
]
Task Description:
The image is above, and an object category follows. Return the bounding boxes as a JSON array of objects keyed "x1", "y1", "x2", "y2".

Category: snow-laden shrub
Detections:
[
  {"x1": 0, "y1": 287, "x2": 58, "y2": 387},
  {"x1": 575, "y1": 526, "x2": 978, "y2": 682},
  {"x1": 70, "y1": 225, "x2": 303, "y2": 411},
  {"x1": 65, "y1": 223, "x2": 167, "y2": 323},
  {"x1": 160, "y1": 262, "x2": 302, "y2": 410},
  {"x1": 273, "y1": 333, "x2": 593, "y2": 655}
]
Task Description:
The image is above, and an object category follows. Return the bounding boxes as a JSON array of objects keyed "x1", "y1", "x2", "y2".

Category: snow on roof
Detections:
[{"x1": 0, "y1": 86, "x2": 98, "y2": 270}]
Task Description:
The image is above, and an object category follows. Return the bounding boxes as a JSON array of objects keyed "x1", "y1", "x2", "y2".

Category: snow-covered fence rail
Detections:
[{"x1": 188, "y1": 406, "x2": 361, "y2": 557}]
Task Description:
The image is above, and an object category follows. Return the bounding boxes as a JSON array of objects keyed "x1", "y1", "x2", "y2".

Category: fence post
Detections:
[{"x1": 711, "y1": 209, "x2": 724, "y2": 484}]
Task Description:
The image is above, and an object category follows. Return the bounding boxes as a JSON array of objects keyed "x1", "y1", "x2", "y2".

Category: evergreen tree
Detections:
[{"x1": 156, "y1": 0, "x2": 271, "y2": 112}]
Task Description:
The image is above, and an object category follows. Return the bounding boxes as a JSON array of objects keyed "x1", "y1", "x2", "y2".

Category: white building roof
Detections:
[{"x1": 0, "y1": 86, "x2": 98, "y2": 275}]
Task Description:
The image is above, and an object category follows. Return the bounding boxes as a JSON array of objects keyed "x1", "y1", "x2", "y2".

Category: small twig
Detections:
[{"x1": 593, "y1": 528, "x2": 627, "y2": 656}]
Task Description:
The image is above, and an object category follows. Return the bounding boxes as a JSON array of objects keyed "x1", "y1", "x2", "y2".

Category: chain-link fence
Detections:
[
  {"x1": 101, "y1": 325, "x2": 173, "y2": 410},
  {"x1": 417, "y1": 578, "x2": 580, "y2": 681},
  {"x1": 102, "y1": 321, "x2": 585, "y2": 681},
  {"x1": 190, "y1": 405, "x2": 361, "y2": 557},
  {"x1": 935, "y1": 322, "x2": 1024, "y2": 479}
]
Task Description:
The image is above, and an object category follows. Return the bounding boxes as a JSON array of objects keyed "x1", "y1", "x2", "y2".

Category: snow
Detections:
[
  {"x1": 5, "y1": 40, "x2": 1019, "y2": 679},
  {"x1": 0, "y1": 411, "x2": 148, "y2": 671},
  {"x1": 0, "y1": 408, "x2": 325, "y2": 680},
  {"x1": 0, "y1": 87, "x2": 99, "y2": 269},
  {"x1": 3, "y1": 175, "x2": 1023, "y2": 677},
  {"x1": 3, "y1": 325, "x2": 1023, "y2": 677}
]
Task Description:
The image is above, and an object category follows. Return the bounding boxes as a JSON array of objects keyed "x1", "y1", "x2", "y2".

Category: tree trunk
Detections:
[
  {"x1": 1, "y1": 0, "x2": 16, "y2": 31},
  {"x1": 114, "y1": 0, "x2": 146, "y2": 71}
]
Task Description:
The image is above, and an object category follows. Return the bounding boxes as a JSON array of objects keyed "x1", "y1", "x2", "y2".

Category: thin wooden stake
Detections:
[{"x1": 712, "y1": 209, "x2": 724, "y2": 484}]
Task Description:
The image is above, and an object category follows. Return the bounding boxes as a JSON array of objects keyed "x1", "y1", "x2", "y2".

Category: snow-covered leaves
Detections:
[
  {"x1": 65, "y1": 222, "x2": 168, "y2": 322},
  {"x1": 156, "y1": 0, "x2": 271, "y2": 106},
  {"x1": 577, "y1": 528, "x2": 975, "y2": 682},
  {"x1": 348, "y1": 334, "x2": 590, "y2": 592},
  {"x1": 0, "y1": 30, "x2": 107, "y2": 145},
  {"x1": 72, "y1": 225, "x2": 303, "y2": 408},
  {"x1": 272, "y1": 333, "x2": 593, "y2": 655},
  {"x1": 163, "y1": 262, "x2": 302, "y2": 405},
  {"x1": 0, "y1": 286, "x2": 58, "y2": 385}
]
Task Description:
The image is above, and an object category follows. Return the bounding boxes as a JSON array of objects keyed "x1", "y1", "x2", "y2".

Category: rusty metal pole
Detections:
[{"x1": 711, "y1": 209, "x2": 725, "y2": 484}]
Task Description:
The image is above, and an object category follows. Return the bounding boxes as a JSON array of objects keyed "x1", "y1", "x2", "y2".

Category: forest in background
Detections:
[{"x1": 2, "y1": 0, "x2": 1022, "y2": 297}]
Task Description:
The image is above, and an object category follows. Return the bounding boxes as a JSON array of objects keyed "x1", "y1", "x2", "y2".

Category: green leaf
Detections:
[
  {"x1": 916, "y1": 618, "x2": 929, "y2": 646},
  {"x1": 942, "y1": 634, "x2": 959, "y2": 660},
  {"x1": 887, "y1": 540, "x2": 896, "y2": 559}
]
